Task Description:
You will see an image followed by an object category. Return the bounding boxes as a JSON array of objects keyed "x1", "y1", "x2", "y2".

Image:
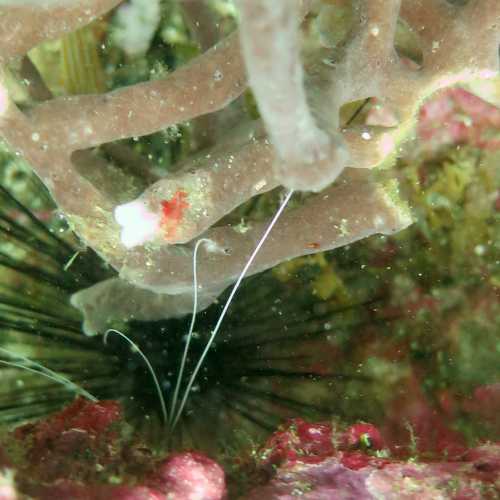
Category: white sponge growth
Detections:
[{"x1": 114, "y1": 199, "x2": 161, "y2": 248}]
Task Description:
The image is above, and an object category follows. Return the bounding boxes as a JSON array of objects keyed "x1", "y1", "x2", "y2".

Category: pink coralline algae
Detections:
[
  {"x1": 1, "y1": 401, "x2": 499, "y2": 498},
  {"x1": 418, "y1": 88, "x2": 500, "y2": 152},
  {"x1": 248, "y1": 419, "x2": 500, "y2": 499},
  {"x1": 148, "y1": 452, "x2": 226, "y2": 500},
  {"x1": 0, "y1": 398, "x2": 226, "y2": 500}
]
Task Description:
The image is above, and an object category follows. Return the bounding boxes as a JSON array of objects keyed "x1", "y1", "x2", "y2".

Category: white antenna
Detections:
[
  {"x1": 172, "y1": 189, "x2": 294, "y2": 428},
  {"x1": 169, "y1": 237, "x2": 212, "y2": 426},
  {"x1": 104, "y1": 328, "x2": 168, "y2": 425}
]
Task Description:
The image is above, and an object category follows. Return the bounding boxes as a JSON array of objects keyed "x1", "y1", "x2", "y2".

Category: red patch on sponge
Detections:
[{"x1": 160, "y1": 190, "x2": 189, "y2": 239}]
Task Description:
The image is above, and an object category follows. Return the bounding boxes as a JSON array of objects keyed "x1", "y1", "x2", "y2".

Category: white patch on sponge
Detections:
[{"x1": 114, "y1": 199, "x2": 161, "y2": 248}]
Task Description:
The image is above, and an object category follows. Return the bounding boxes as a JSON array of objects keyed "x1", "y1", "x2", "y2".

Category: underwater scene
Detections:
[{"x1": 0, "y1": 1, "x2": 498, "y2": 498}]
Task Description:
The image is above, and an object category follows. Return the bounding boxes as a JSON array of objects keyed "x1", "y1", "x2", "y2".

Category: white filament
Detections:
[
  {"x1": 169, "y1": 237, "x2": 213, "y2": 426},
  {"x1": 172, "y1": 189, "x2": 294, "y2": 428},
  {"x1": 104, "y1": 328, "x2": 167, "y2": 425}
]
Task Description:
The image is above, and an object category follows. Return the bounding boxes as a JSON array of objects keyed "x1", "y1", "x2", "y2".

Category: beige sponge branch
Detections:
[{"x1": 0, "y1": 0, "x2": 498, "y2": 329}]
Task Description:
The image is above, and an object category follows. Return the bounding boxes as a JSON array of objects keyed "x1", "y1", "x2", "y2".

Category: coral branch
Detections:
[
  {"x1": 71, "y1": 277, "x2": 225, "y2": 336},
  {"x1": 27, "y1": 33, "x2": 246, "y2": 151},
  {"x1": 0, "y1": 0, "x2": 122, "y2": 64},
  {"x1": 119, "y1": 171, "x2": 412, "y2": 295},
  {"x1": 236, "y1": 0, "x2": 348, "y2": 192},
  {"x1": 1, "y1": 0, "x2": 498, "y2": 330},
  {"x1": 400, "y1": 0, "x2": 499, "y2": 79},
  {"x1": 115, "y1": 130, "x2": 278, "y2": 246},
  {"x1": 181, "y1": 0, "x2": 222, "y2": 150},
  {"x1": 422, "y1": 0, "x2": 500, "y2": 79},
  {"x1": 399, "y1": 0, "x2": 455, "y2": 56},
  {"x1": 327, "y1": 0, "x2": 402, "y2": 111},
  {"x1": 115, "y1": 122, "x2": 411, "y2": 248},
  {"x1": 0, "y1": 72, "x2": 120, "y2": 264}
]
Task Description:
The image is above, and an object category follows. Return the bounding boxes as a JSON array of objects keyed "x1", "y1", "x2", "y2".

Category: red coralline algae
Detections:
[
  {"x1": 1, "y1": 398, "x2": 226, "y2": 500},
  {"x1": 339, "y1": 423, "x2": 385, "y2": 452},
  {"x1": 13, "y1": 398, "x2": 122, "y2": 484},
  {"x1": 258, "y1": 419, "x2": 335, "y2": 467},
  {"x1": 1, "y1": 400, "x2": 499, "y2": 498},
  {"x1": 248, "y1": 419, "x2": 500, "y2": 499},
  {"x1": 257, "y1": 419, "x2": 393, "y2": 476},
  {"x1": 14, "y1": 397, "x2": 121, "y2": 442}
]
